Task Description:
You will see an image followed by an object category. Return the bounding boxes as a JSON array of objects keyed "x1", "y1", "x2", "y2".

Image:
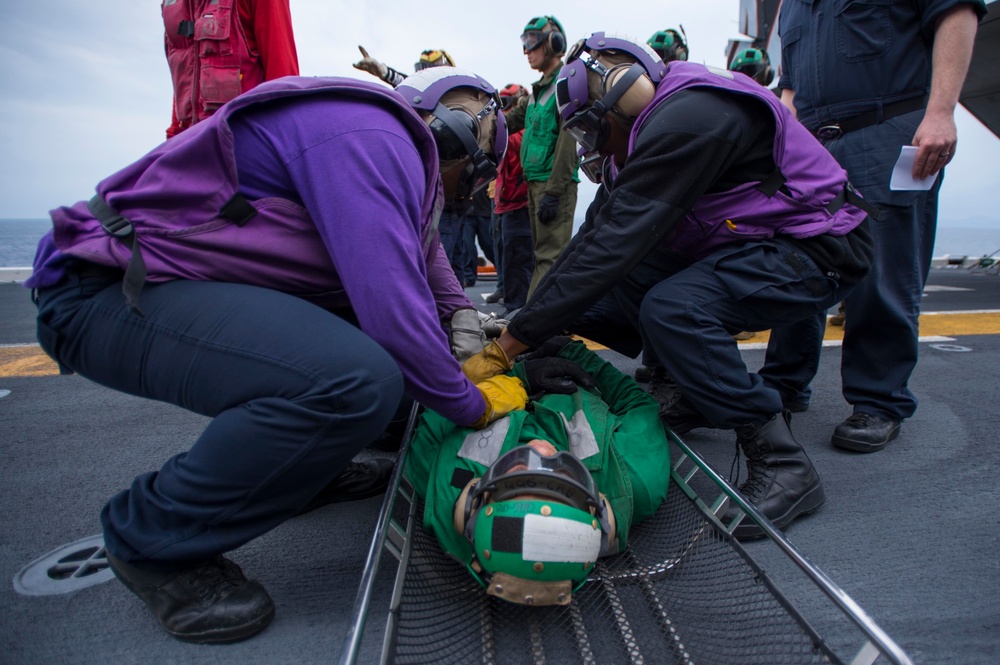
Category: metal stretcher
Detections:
[{"x1": 340, "y1": 405, "x2": 914, "y2": 665}]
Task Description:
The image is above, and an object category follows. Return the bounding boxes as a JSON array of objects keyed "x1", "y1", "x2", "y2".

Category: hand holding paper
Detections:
[{"x1": 890, "y1": 146, "x2": 940, "y2": 191}]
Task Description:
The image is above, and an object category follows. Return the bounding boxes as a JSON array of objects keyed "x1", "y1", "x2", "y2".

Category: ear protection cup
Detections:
[
  {"x1": 600, "y1": 493, "x2": 617, "y2": 546},
  {"x1": 604, "y1": 64, "x2": 656, "y2": 117},
  {"x1": 453, "y1": 477, "x2": 482, "y2": 536},
  {"x1": 760, "y1": 65, "x2": 774, "y2": 86},
  {"x1": 549, "y1": 29, "x2": 566, "y2": 56}
]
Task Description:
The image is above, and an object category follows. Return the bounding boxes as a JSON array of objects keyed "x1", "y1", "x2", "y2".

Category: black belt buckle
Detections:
[{"x1": 816, "y1": 124, "x2": 843, "y2": 140}]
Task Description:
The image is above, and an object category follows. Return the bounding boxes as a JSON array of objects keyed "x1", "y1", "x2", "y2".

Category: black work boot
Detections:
[
  {"x1": 723, "y1": 412, "x2": 826, "y2": 540},
  {"x1": 106, "y1": 552, "x2": 274, "y2": 644},
  {"x1": 296, "y1": 458, "x2": 395, "y2": 515},
  {"x1": 647, "y1": 367, "x2": 713, "y2": 434}
]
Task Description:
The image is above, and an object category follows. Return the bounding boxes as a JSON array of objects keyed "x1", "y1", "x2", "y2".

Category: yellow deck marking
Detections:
[
  {"x1": 3, "y1": 311, "x2": 1000, "y2": 378},
  {"x1": 574, "y1": 311, "x2": 1000, "y2": 352},
  {"x1": 0, "y1": 345, "x2": 60, "y2": 378}
]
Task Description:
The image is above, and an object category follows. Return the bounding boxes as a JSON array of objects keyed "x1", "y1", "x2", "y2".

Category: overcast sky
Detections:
[{"x1": 1, "y1": 1, "x2": 997, "y2": 226}]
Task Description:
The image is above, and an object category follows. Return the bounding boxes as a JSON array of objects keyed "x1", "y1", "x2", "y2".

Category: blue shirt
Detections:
[{"x1": 778, "y1": 0, "x2": 988, "y2": 131}]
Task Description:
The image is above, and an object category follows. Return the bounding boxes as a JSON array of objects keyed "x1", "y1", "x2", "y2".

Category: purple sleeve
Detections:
[
  {"x1": 23, "y1": 230, "x2": 68, "y2": 289},
  {"x1": 275, "y1": 101, "x2": 485, "y2": 425}
]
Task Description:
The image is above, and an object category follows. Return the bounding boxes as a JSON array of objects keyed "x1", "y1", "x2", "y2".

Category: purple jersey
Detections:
[{"x1": 26, "y1": 77, "x2": 485, "y2": 425}]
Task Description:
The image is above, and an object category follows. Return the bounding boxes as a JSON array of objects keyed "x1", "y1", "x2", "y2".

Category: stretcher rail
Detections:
[{"x1": 340, "y1": 417, "x2": 914, "y2": 665}]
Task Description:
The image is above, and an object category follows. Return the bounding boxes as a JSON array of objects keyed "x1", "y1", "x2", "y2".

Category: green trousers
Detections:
[{"x1": 526, "y1": 180, "x2": 578, "y2": 296}]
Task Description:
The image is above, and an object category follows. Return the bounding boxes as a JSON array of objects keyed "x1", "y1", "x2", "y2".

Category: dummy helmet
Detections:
[
  {"x1": 453, "y1": 444, "x2": 616, "y2": 606},
  {"x1": 521, "y1": 15, "x2": 567, "y2": 56},
  {"x1": 415, "y1": 49, "x2": 456, "y2": 71},
  {"x1": 729, "y1": 47, "x2": 774, "y2": 86},
  {"x1": 647, "y1": 27, "x2": 688, "y2": 62},
  {"x1": 556, "y1": 33, "x2": 667, "y2": 152},
  {"x1": 499, "y1": 82, "x2": 527, "y2": 111},
  {"x1": 397, "y1": 67, "x2": 507, "y2": 200}
]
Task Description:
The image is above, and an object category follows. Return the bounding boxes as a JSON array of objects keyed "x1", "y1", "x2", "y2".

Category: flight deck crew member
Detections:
[
  {"x1": 162, "y1": 0, "x2": 300, "y2": 139},
  {"x1": 461, "y1": 33, "x2": 877, "y2": 540},
  {"x1": 25, "y1": 68, "x2": 583, "y2": 644},
  {"x1": 504, "y1": 16, "x2": 580, "y2": 296},
  {"x1": 760, "y1": 0, "x2": 986, "y2": 452}
]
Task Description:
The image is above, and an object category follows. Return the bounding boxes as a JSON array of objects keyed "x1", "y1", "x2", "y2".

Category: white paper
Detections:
[{"x1": 889, "y1": 145, "x2": 940, "y2": 191}]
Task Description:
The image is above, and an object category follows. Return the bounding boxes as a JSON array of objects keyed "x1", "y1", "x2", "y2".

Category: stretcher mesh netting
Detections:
[{"x1": 384, "y1": 476, "x2": 834, "y2": 665}]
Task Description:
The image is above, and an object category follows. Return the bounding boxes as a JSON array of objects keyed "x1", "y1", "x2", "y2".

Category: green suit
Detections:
[{"x1": 407, "y1": 341, "x2": 671, "y2": 569}]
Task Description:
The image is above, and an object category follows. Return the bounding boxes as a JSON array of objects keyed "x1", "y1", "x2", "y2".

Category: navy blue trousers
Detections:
[
  {"x1": 760, "y1": 110, "x2": 942, "y2": 421},
  {"x1": 570, "y1": 240, "x2": 850, "y2": 429},
  {"x1": 460, "y1": 213, "x2": 494, "y2": 286},
  {"x1": 35, "y1": 266, "x2": 403, "y2": 565},
  {"x1": 500, "y1": 207, "x2": 534, "y2": 311}
]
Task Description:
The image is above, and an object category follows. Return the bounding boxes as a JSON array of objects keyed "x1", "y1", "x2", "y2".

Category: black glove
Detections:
[
  {"x1": 536, "y1": 193, "x2": 560, "y2": 223},
  {"x1": 523, "y1": 358, "x2": 596, "y2": 396},
  {"x1": 519, "y1": 335, "x2": 575, "y2": 362}
]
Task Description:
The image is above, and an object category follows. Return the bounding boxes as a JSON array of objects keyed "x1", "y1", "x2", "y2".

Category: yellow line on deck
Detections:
[
  {"x1": 3, "y1": 311, "x2": 1000, "y2": 379},
  {"x1": 576, "y1": 311, "x2": 1000, "y2": 351}
]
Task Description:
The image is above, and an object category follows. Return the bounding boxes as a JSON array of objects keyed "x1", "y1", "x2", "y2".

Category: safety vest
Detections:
[
  {"x1": 48, "y1": 77, "x2": 444, "y2": 312},
  {"x1": 162, "y1": 0, "x2": 265, "y2": 135},
  {"x1": 630, "y1": 62, "x2": 870, "y2": 261},
  {"x1": 494, "y1": 130, "x2": 528, "y2": 214},
  {"x1": 520, "y1": 75, "x2": 563, "y2": 182}
]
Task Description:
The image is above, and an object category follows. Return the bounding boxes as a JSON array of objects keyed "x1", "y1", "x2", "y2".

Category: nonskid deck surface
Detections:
[{"x1": 2, "y1": 269, "x2": 999, "y2": 664}]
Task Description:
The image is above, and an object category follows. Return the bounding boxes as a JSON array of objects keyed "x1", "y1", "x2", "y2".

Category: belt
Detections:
[{"x1": 814, "y1": 96, "x2": 926, "y2": 140}]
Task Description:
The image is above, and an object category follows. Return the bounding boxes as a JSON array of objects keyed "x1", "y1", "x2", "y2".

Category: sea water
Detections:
[{"x1": 1, "y1": 217, "x2": 998, "y2": 268}]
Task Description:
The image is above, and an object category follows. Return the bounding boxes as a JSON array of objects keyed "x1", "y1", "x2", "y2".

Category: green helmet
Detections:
[
  {"x1": 729, "y1": 47, "x2": 774, "y2": 86},
  {"x1": 455, "y1": 444, "x2": 614, "y2": 606},
  {"x1": 521, "y1": 15, "x2": 567, "y2": 56},
  {"x1": 647, "y1": 27, "x2": 688, "y2": 62},
  {"x1": 473, "y1": 499, "x2": 601, "y2": 605}
]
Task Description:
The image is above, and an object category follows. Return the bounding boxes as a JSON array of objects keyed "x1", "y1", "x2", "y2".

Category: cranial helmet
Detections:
[
  {"x1": 729, "y1": 47, "x2": 774, "y2": 86},
  {"x1": 521, "y1": 15, "x2": 567, "y2": 56},
  {"x1": 453, "y1": 444, "x2": 616, "y2": 606},
  {"x1": 499, "y1": 82, "x2": 527, "y2": 111},
  {"x1": 555, "y1": 33, "x2": 667, "y2": 152},
  {"x1": 415, "y1": 49, "x2": 456, "y2": 72},
  {"x1": 397, "y1": 67, "x2": 507, "y2": 200},
  {"x1": 647, "y1": 27, "x2": 688, "y2": 62}
]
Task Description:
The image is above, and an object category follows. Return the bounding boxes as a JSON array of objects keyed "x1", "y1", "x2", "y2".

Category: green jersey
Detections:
[{"x1": 407, "y1": 342, "x2": 671, "y2": 568}]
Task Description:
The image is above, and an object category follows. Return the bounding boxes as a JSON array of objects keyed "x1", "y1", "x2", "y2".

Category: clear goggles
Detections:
[
  {"x1": 521, "y1": 30, "x2": 548, "y2": 52},
  {"x1": 476, "y1": 445, "x2": 601, "y2": 514},
  {"x1": 562, "y1": 58, "x2": 646, "y2": 153},
  {"x1": 578, "y1": 148, "x2": 605, "y2": 184}
]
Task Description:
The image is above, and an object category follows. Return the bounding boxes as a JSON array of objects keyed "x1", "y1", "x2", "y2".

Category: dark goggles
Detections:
[
  {"x1": 476, "y1": 445, "x2": 601, "y2": 514},
  {"x1": 429, "y1": 100, "x2": 500, "y2": 198}
]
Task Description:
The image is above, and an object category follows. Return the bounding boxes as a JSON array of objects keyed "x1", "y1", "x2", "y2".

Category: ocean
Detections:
[{"x1": 1, "y1": 217, "x2": 998, "y2": 268}]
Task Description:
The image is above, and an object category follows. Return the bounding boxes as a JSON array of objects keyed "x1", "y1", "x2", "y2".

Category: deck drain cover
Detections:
[
  {"x1": 930, "y1": 344, "x2": 972, "y2": 353},
  {"x1": 13, "y1": 535, "x2": 115, "y2": 596}
]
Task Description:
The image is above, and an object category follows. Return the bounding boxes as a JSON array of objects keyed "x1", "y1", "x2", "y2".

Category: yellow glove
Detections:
[
  {"x1": 461, "y1": 339, "x2": 513, "y2": 384},
  {"x1": 472, "y1": 375, "x2": 529, "y2": 429}
]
